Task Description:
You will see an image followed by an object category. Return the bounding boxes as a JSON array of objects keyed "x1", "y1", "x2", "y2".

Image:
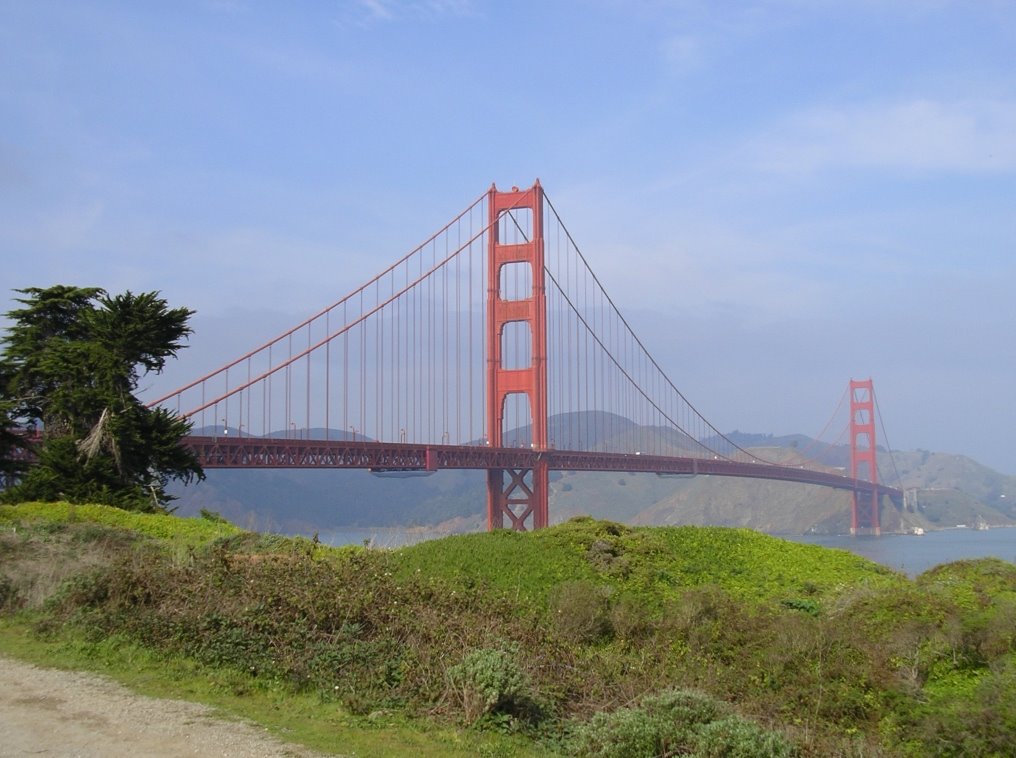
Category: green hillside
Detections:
[
  {"x1": 394, "y1": 517, "x2": 900, "y2": 607},
  {"x1": 3, "y1": 503, "x2": 1015, "y2": 756}
]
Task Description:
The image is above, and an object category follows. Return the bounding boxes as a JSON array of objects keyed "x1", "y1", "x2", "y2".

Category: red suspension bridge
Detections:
[{"x1": 150, "y1": 182, "x2": 902, "y2": 535}]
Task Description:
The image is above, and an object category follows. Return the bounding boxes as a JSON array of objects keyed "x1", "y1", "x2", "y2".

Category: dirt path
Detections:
[{"x1": 0, "y1": 656, "x2": 328, "y2": 757}]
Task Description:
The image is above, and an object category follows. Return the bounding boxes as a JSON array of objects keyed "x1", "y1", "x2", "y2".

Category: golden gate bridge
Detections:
[{"x1": 148, "y1": 182, "x2": 902, "y2": 534}]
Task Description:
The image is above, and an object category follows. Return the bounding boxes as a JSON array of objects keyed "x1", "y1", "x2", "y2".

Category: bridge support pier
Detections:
[
  {"x1": 851, "y1": 489, "x2": 881, "y2": 536},
  {"x1": 849, "y1": 379, "x2": 881, "y2": 536},
  {"x1": 485, "y1": 181, "x2": 549, "y2": 531},
  {"x1": 487, "y1": 461, "x2": 549, "y2": 531}
]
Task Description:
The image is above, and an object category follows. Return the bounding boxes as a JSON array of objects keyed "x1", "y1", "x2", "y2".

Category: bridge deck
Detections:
[{"x1": 184, "y1": 436, "x2": 902, "y2": 501}]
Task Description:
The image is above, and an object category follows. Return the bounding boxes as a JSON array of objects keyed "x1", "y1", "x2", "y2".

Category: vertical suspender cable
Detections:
[
  {"x1": 325, "y1": 313, "x2": 330, "y2": 440},
  {"x1": 306, "y1": 323, "x2": 311, "y2": 437},
  {"x1": 456, "y1": 218, "x2": 461, "y2": 443}
]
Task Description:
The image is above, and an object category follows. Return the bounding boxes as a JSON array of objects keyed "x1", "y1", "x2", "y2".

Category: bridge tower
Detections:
[
  {"x1": 486, "y1": 182, "x2": 549, "y2": 531},
  {"x1": 849, "y1": 378, "x2": 880, "y2": 535}
]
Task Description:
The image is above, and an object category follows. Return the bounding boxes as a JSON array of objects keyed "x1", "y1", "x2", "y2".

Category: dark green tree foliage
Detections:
[
  {"x1": 0, "y1": 380, "x2": 29, "y2": 486},
  {"x1": 0, "y1": 285, "x2": 202, "y2": 510}
]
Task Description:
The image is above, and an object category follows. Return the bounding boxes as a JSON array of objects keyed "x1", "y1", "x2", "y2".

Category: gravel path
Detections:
[{"x1": 0, "y1": 656, "x2": 328, "y2": 757}]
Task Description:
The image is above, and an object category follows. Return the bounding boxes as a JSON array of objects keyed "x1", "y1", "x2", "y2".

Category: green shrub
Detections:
[
  {"x1": 610, "y1": 595, "x2": 651, "y2": 642},
  {"x1": 780, "y1": 597, "x2": 820, "y2": 617},
  {"x1": 692, "y1": 716, "x2": 795, "y2": 757},
  {"x1": 0, "y1": 574, "x2": 21, "y2": 613},
  {"x1": 570, "y1": 689, "x2": 794, "y2": 758},
  {"x1": 573, "y1": 704, "x2": 680, "y2": 758},
  {"x1": 570, "y1": 688, "x2": 720, "y2": 757},
  {"x1": 446, "y1": 646, "x2": 531, "y2": 724},
  {"x1": 549, "y1": 580, "x2": 612, "y2": 643},
  {"x1": 911, "y1": 658, "x2": 1016, "y2": 757}
]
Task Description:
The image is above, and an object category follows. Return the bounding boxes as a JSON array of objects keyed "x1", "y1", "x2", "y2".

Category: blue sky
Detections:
[{"x1": 2, "y1": 1, "x2": 1014, "y2": 474}]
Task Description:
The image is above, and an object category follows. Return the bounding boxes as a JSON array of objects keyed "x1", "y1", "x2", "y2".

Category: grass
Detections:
[
  {"x1": 0, "y1": 618, "x2": 553, "y2": 757},
  {"x1": 916, "y1": 557, "x2": 1016, "y2": 611},
  {"x1": 2, "y1": 503, "x2": 1015, "y2": 757},
  {"x1": 391, "y1": 516, "x2": 903, "y2": 611},
  {"x1": 0, "y1": 503, "x2": 555, "y2": 756},
  {"x1": 0, "y1": 501, "x2": 242, "y2": 547}
]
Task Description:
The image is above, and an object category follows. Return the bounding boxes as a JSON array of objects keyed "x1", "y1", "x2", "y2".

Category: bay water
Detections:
[{"x1": 787, "y1": 527, "x2": 1016, "y2": 576}]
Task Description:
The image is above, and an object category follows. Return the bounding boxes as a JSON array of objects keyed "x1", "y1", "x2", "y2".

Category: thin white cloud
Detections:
[
  {"x1": 660, "y1": 33, "x2": 705, "y2": 76},
  {"x1": 4, "y1": 200, "x2": 106, "y2": 253},
  {"x1": 358, "y1": 0, "x2": 395, "y2": 22},
  {"x1": 422, "y1": 0, "x2": 474, "y2": 15},
  {"x1": 750, "y1": 98, "x2": 1016, "y2": 174},
  {"x1": 353, "y1": 0, "x2": 474, "y2": 24}
]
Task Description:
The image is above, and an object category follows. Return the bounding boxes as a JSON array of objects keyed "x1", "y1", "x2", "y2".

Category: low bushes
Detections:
[
  {"x1": 445, "y1": 646, "x2": 536, "y2": 724},
  {"x1": 569, "y1": 688, "x2": 794, "y2": 758},
  {"x1": 4, "y1": 507, "x2": 1016, "y2": 756}
]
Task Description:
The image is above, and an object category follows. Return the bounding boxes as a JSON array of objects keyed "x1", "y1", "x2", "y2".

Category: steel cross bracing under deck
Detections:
[{"x1": 185, "y1": 436, "x2": 903, "y2": 506}]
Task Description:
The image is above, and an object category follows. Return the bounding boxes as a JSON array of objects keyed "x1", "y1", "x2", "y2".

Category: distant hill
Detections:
[{"x1": 171, "y1": 414, "x2": 1016, "y2": 535}]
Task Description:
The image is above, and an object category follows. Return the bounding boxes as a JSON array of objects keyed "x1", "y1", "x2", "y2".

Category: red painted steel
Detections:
[
  {"x1": 486, "y1": 182, "x2": 549, "y2": 531},
  {"x1": 849, "y1": 378, "x2": 881, "y2": 535},
  {"x1": 136, "y1": 181, "x2": 907, "y2": 534},
  {"x1": 183, "y1": 436, "x2": 902, "y2": 506}
]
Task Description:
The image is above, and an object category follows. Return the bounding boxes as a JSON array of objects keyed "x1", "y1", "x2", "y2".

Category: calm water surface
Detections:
[
  {"x1": 788, "y1": 527, "x2": 1016, "y2": 576},
  {"x1": 319, "y1": 527, "x2": 448, "y2": 549}
]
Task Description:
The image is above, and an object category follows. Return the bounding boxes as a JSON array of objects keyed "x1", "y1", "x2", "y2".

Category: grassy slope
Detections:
[
  {"x1": 392, "y1": 516, "x2": 902, "y2": 608},
  {"x1": 0, "y1": 503, "x2": 544, "y2": 757},
  {"x1": 1, "y1": 501, "x2": 243, "y2": 544},
  {"x1": 3, "y1": 503, "x2": 1015, "y2": 757}
]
